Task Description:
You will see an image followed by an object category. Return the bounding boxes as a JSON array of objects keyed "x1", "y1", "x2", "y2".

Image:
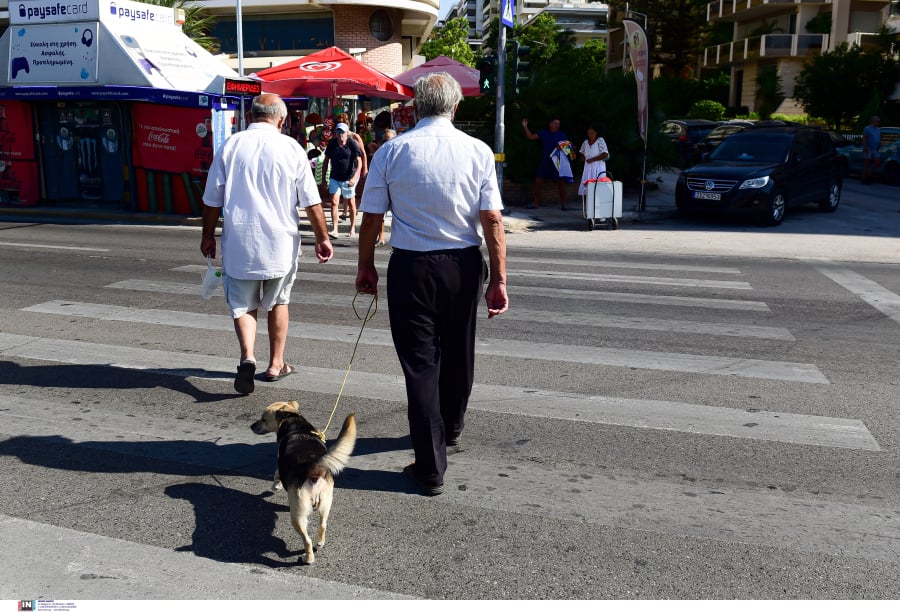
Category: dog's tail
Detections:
[{"x1": 316, "y1": 413, "x2": 357, "y2": 476}]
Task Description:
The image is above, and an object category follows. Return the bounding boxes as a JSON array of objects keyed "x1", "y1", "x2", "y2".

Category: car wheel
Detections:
[
  {"x1": 761, "y1": 190, "x2": 786, "y2": 226},
  {"x1": 884, "y1": 162, "x2": 900, "y2": 186},
  {"x1": 818, "y1": 180, "x2": 841, "y2": 212}
]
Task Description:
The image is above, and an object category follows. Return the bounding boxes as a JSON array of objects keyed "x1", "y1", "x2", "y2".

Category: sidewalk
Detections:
[
  {"x1": 0, "y1": 170, "x2": 682, "y2": 233},
  {"x1": 501, "y1": 169, "x2": 680, "y2": 233}
]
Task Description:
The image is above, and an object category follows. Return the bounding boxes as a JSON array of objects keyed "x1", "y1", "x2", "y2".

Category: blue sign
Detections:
[{"x1": 501, "y1": 0, "x2": 514, "y2": 28}]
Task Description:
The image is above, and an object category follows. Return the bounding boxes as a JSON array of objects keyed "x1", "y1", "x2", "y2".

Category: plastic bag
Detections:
[{"x1": 200, "y1": 256, "x2": 222, "y2": 300}]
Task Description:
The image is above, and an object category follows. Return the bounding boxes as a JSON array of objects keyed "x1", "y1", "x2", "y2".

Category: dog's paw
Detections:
[
  {"x1": 301, "y1": 551, "x2": 315, "y2": 564},
  {"x1": 272, "y1": 480, "x2": 283, "y2": 492}
]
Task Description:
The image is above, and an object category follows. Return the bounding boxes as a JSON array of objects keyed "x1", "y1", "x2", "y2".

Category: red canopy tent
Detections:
[
  {"x1": 394, "y1": 55, "x2": 482, "y2": 98},
  {"x1": 251, "y1": 47, "x2": 414, "y2": 101}
]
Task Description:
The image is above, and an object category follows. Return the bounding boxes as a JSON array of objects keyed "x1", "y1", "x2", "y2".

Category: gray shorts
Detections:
[{"x1": 223, "y1": 262, "x2": 298, "y2": 319}]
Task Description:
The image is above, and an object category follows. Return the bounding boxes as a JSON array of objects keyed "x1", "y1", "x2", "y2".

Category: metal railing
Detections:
[
  {"x1": 708, "y1": 0, "x2": 832, "y2": 21},
  {"x1": 702, "y1": 33, "x2": 827, "y2": 67}
]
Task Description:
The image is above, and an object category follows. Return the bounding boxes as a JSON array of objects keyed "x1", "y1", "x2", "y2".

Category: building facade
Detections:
[
  {"x1": 443, "y1": 0, "x2": 608, "y2": 50},
  {"x1": 703, "y1": 0, "x2": 900, "y2": 114}
]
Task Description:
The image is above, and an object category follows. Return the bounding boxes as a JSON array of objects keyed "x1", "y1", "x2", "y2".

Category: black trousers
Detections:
[{"x1": 387, "y1": 246, "x2": 485, "y2": 485}]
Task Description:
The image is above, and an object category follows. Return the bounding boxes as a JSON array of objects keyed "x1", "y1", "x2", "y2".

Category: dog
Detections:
[{"x1": 250, "y1": 400, "x2": 357, "y2": 564}]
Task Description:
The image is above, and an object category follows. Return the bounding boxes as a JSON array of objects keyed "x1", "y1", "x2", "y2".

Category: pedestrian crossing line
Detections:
[
  {"x1": 293, "y1": 257, "x2": 746, "y2": 277},
  {"x1": 0, "y1": 396, "x2": 891, "y2": 562},
  {"x1": 106, "y1": 280, "x2": 789, "y2": 340},
  {"x1": 511, "y1": 286, "x2": 771, "y2": 312},
  {"x1": 0, "y1": 333, "x2": 852, "y2": 447},
  {"x1": 511, "y1": 270, "x2": 753, "y2": 289},
  {"x1": 816, "y1": 266, "x2": 900, "y2": 326},
  {"x1": 0, "y1": 240, "x2": 110, "y2": 252},
  {"x1": 173, "y1": 264, "x2": 754, "y2": 291},
  {"x1": 506, "y1": 256, "x2": 744, "y2": 275},
  {"x1": 158, "y1": 271, "x2": 773, "y2": 312},
  {"x1": 0, "y1": 514, "x2": 410, "y2": 599},
  {"x1": 19, "y1": 302, "x2": 826, "y2": 382}
]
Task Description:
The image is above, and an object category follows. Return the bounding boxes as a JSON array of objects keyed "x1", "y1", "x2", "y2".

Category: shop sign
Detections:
[
  {"x1": 8, "y1": 22, "x2": 99, "y2": 83},
  {"x1": 223, "y1": 78, "x2": 262, "y2": 97},
  {"x1": 11, "y1": 0, "x2": 177, "y2": 28}
]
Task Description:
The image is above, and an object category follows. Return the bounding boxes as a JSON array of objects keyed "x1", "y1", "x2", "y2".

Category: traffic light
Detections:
[
  {"x1": 513, "y1": 42, "x2": 532, "y2": 94},
  {"x1": 476, "y1": 56, "x2": 496, "y2": 94}
]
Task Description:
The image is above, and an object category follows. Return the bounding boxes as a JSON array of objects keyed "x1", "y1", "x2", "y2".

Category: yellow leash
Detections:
[{"x1": 312, "y1": 291, "x2": 378, "y2": 443}]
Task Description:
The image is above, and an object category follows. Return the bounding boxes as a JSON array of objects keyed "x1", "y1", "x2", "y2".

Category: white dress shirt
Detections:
[
  {"x1": 203, "y1": 122, "x2": 321, "y2": 279},
  {"x1": 360, "y1": 116, "x2": 503, "y2": 251}
]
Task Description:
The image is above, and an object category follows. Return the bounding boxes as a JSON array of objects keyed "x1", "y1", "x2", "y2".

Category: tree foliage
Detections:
[
  {"x1": 419, "y1": 17, "x2": 475, "y2": 66},
  {"x1": 616, "y1": 0, "x2": 711, "y2": 78},
  {"x1": 471, "y1": 15, "x2": 674, "y2": 185},
  {"x1": 794, "y1": 42, "x2": 900, "y2": 129}
]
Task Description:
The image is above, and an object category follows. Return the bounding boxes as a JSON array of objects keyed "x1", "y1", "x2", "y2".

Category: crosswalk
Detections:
[{"x1": 2, "y1": 243, "x2": 898, "y2": 597}]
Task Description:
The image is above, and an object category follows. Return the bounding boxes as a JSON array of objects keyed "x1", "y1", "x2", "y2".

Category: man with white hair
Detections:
[
  {"x1": 201, "y1": 93, "x2": 333, "y2": 395},
  {"x1": 356, "y1": 72, "x2": 509, "y2": 496},
  {"x1": 321, "y1": 121, "x2": 363, "y2": 238}
]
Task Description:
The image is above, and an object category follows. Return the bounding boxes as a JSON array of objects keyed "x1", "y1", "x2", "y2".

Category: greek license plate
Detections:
[{"x1": 693, "y1": 191, "x2": 721, "y2": 201}]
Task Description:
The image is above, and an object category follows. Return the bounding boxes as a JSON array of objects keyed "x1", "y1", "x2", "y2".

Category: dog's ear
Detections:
[{"x1": 274, "y1": 409, "x2": 295, "y2": 422}]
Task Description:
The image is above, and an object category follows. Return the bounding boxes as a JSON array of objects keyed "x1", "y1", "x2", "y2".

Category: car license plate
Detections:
[{"x1": 693, "y1": 191, "x2": 721, "y2": 201}]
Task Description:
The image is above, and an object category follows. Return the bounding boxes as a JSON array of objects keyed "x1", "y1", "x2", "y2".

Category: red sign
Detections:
[
  {"x1": 224, "y1": 79, "x2": 262, "y2": 96},
  {"x1": 131, "y1": 103, "x2": 213, "y2": 175},
  {"x1": 0, "y1": 101, "x2": 36, "y2": 160}
]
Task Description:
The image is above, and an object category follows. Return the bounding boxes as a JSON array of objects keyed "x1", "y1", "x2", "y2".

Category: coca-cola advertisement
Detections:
[{"x1": 131, "y1": 102, "x2": 212, "y2": 176}]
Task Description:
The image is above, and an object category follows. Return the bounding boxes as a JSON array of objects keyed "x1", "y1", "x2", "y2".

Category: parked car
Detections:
[
  {"x1": 675, "y1": 127, "x2": 842, "y2": 226},
  {"x1": 835, "y1": 126, "x2": 900, "y2": 185},
  {"x1": 688, "y1": 120, "x2": 793, "y2": 166},
  {"x1": 689, "y1": 120, "x2": 756, "y2": 165},
  {"x1": 660, "y1": 119, "x2": 720, "y2": 169}
]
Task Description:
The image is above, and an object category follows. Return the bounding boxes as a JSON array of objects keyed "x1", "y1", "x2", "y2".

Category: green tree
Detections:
[
  {"x1": 616, "y1": 0, "x2": 711, "y2": 78},
  {"x1": 139, "y1": 0, "x2": 220, "y2": 52},
  {"x1": 419, "y1": 17, "x2": 475, "y2": 66},
  {"x1": 755, "y1": 64, "x2": 784, "y2": 120},
  {"x1": 794, "y1": 42, "x2": 900, "y2": 129}
]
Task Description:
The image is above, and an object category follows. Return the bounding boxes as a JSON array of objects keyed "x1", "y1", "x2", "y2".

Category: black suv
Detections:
[{"x1": 675, "y1": 127, "x2": 842, "y2": 226}]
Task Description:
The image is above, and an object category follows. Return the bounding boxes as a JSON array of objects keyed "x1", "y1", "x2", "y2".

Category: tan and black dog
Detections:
[{"x1": 251, "y1": 400, "x2": 357, "y2": 564}]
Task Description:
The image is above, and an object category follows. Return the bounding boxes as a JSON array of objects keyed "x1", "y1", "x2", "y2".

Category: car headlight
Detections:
[{"x1": 739, "y1": 176, "x2": 770, "y2": 189}]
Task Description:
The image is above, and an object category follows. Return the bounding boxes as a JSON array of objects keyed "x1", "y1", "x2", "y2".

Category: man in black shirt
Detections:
[{"x1": 320, "y1": 122, "x2": 363, "y2": 238}]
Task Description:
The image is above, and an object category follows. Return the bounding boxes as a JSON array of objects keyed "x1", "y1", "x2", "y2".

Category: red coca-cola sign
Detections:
[{"x1": 131, "y1": 103, "x2": 212, "y2": 175}]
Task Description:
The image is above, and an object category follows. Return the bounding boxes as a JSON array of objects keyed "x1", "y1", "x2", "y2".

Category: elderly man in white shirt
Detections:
[
  {"x1": 201, "y1": 93, "x2": 333, "y2": 395},
  {"x1": 355, "y1": 72, "x2": 509, "y2": 496}
]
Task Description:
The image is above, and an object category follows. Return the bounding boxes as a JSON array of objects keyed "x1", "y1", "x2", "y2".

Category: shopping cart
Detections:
[{"x1": 581, "y1": 173, "x2": 623, "y2": 231}]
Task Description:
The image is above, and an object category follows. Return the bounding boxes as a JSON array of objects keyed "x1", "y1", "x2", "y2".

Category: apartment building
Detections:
[
  {"x1": 703, "y1": 0, "x2": 900, "y2": 114},
  {"x1": 443, "y1": 0, "x2": 609, "y2": 49}
]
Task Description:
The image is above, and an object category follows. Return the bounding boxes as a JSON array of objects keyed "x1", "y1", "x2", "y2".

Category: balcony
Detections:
[
  {"x1": 702, "y1": 32, "x2": 827, "y2": 66},
  {"x1": 708, "y1": 1, "x2": 832, "y2": 22}
]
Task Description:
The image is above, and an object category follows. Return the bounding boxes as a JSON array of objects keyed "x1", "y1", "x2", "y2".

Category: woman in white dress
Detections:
[{"x1": 578, "y1": 123, "x2": 610, "y2": 196}]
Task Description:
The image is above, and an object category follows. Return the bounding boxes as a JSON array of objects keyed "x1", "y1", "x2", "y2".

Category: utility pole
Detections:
[{"x1": 494, "y1": 26, "x2": 507, "y2": 191}]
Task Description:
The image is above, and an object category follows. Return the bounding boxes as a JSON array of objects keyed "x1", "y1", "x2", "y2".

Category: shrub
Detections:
[{"x1": 688, "y1": 100, "x2": 726, "y2": 121}]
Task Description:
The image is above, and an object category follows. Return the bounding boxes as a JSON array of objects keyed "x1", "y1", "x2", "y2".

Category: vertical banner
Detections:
[{"x1": 623, "y1": 19, "x2": 649, "y2": 146}]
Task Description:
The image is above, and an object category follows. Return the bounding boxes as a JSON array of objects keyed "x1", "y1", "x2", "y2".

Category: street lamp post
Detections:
[{"x1": 236, "y1": 0, "x2": 246, "y2": 130}]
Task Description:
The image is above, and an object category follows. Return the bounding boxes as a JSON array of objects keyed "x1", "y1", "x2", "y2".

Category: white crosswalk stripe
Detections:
[{"x1": 20, "y1": 301, "x2": 823, "y2": 382}]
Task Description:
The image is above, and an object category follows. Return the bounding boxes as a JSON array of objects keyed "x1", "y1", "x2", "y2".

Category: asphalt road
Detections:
[{"x1": 0, "y1": 198, "x2": 899, "y2": 600}]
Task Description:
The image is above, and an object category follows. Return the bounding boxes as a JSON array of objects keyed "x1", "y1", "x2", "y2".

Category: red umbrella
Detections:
[
  {"x1": 394, "y1": 55, "x2": 482, "y2": 98},
  {"x1": 252, "y1": 47, "x2": 413, "y2": 101}
]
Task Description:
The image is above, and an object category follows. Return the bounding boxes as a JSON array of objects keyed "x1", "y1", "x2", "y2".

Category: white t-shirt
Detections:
[{"x1": 203, "y1": 122, "x2": 321, "y2": 280}]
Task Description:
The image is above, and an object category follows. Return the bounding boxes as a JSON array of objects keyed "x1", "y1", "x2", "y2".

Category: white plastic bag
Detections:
[{"x1": 200, "y1": 256, "x2": 222, "y2": 300}]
